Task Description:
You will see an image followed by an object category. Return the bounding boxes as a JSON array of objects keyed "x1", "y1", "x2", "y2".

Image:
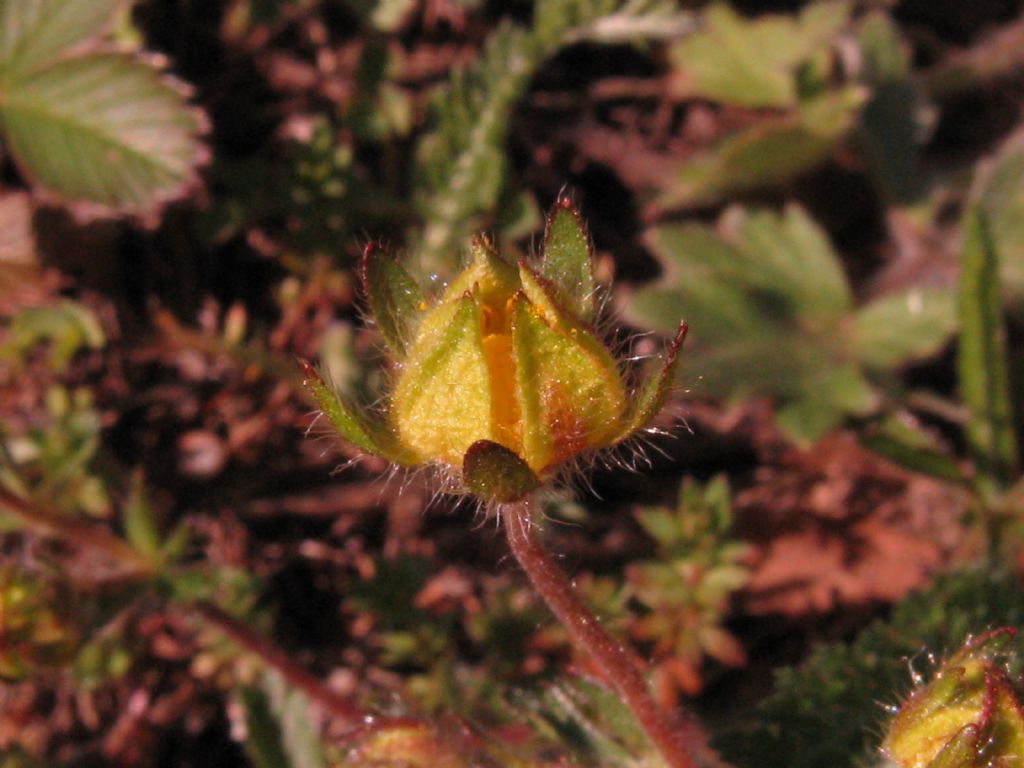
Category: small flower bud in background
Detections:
[
  {"x1": 305, "y1": 198, "x2": 687, "y2": 504},
  {"x1": 883, "y1": 627, "x2": 1024, "y2": 768},
  {"x1": 0, "y1": 565, "x2": 80, "y2": 679}
]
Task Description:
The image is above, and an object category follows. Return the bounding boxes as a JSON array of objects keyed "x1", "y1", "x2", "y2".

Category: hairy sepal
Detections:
[{"x1": 301, "y1": 361, "x2": 418, "y2": 466}]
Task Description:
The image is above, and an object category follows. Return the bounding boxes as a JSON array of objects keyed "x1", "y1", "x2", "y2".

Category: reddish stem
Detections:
[
  {"x1": 502, "y1": 499, "x2": 721, "y2": 768},
  {"x1": 0, "y1": 486, "x2": 153, "y2": 577},
  {"x1": 193, "y1": 601, "x2": 371, "y2": 727}
]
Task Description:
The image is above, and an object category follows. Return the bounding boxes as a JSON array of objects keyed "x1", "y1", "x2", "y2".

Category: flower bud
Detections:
[
  {"x1": 306, "y1": 199, "x2": 687, "y2": 503},
  {"x1": 0, "y1": 565, "x2": 80, "y2": 679},
  {"x1": 883, "y1": 628, "x2": 1024, "y2": 768}
]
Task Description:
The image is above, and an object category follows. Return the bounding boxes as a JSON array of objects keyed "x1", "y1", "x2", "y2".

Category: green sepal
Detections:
[
  {"x1": 988, "y1": 669, "x2": 1024, "y2": 761},
  {"x1": 442, "y1": 234, "x2": 519, "y2": 309},
  {"x1": 614, "y1": 321, "x2": 688, "y2": 443},
  {"x1": 541, "y1": 197, "x2": 596, "y2": 321},
  {"x1": 392, "y1": 293, "x2": 494, "y2": 467},
  {"x1": 924, "y1": 725, "x2": 981, "y2": 768},
  {"x1": 301, "y1": 360, "x2": 418, "y2": 466},
  {"x1": 463, "y1": 439, "x2": 540, "y2": 503},
  {"x1": 511, "y1": 292, "x2": 625, "y2": 474},
  {"x1": 518, "y1": 260, "x2": 619, "y2": 374},
  {"x1": 361, "y1": 242, "x2": 424, "y2": 359}
]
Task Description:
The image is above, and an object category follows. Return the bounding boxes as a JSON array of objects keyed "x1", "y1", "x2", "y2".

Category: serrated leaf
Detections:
[
  {"x1": 958, "y1": 207, "x2": 1018, "y2": 489},
  {"x1": 659, "y1": 89, "x2": 862, "y2": 209},
  {"x1": 854, "y1": 288, "x2": 957, "y2": 370},
  {"x1": 670, "y1": 1, "x2": 850, "y2": 108},
  {"x1": 629, "y1": 205, "x2": 871, "y2": 443},
  {"x1": 361, "y1": 243, "x2": 423, "y2": 359},
  {"x1": 0, "y1": 53, "x2": 205, "y2": 214},
  {"x1": 541, "y1": 198, "x2": 596, "y2": 321},
  {"x1": 0, "y1": 0, "x2": 119, "y2": 78}
]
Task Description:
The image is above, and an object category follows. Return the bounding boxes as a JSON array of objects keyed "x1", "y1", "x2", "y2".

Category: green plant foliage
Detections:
[
  {"x1": 517, "y1": 677, "x2": 661, "y2": 766},
  {"x1": 882, "y1": 628, "x2": 1024, "y2": 768},
  {"x1": 629, "y1": 204, "x2": 956, "y2": 442},
  {"x1": 975, "y1": 129, "x2": 1024, "y2": 313},
  {"x1": 241, "y1": 670, "x2": 327, "y2": 768},
  {"x1": 716, "y1": 564, "x2": 1024, "y2": 768},
  {"x1": 856, "y1": 11, "x2": 927, "y2": 203},
  {"x1": 1, "y1": 300, "x2": 104, "y2": 370},
  {"x1": 0, "y1": 565, "x2": 81, "y2": 679},
  {"x1": 860, "y1": 415, "x2": 967, "y2": 486},
  {"x1": 628, "y1": 476, "x2": 749, "y2": 690},
  {"x1": 853, "y1": 288, "x2": 958, "y2": 371},
  {"x1": 958, "y1": 207, "x2": 1018, "y2": 491},
  {"x1": 657, "y1": 89, "x2": 863, "y2": 208},
  {"x1": 0, "y1": 0, "x2": 118, "y2": 78},
  {"x1": 0, "y1": 0, "x2": 206, "y2": 215},
  {"x1": 412, "y1": 0, "x2": 688, "y2": 271},
  {"x1": 669, "y1": 1, "x2": 850, "y2": 109},
  {"x1": 0, "y1": 386, "x2": 109, "y2": 518},
  {"x1": 662, "y1": 3, "x2": 940, "y2": 209}
]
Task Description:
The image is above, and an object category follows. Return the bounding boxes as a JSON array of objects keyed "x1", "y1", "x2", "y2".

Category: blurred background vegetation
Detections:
[{"x1": 2, "y1": 0, "x2": 1024, "y2": 765}]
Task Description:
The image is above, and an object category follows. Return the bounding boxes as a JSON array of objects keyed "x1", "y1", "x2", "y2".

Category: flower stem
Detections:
[
  {"x1": 192, "y1": 601, "x2": 372, "y2": 727},
  {"x1": 0, "y1": 485, "x2": 154, "y2": 577},
  {"x1": 502, "y1": 499, "x2": 722, "y2": 768}
]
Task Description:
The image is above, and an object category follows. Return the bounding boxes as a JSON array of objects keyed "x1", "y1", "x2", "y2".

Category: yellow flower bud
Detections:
[{"x1": 305, "y1": 199, "x2": 687, "y2": 503}]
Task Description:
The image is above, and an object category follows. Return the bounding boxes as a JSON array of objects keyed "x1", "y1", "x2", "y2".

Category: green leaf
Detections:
[
  {"x1": 262, "y1": 671, "x2": 327, "y2": 768},
  {"x1": 958, "y1": 207, "x2": 1018, "y2": 489},
  {"x1": 360, "y1": 242, "x2": 424, "y2": 359},
  {"x1": 302, "y1": 361, "x2": 418, "y2": 466},
  {"x1": 976, "y1": 130, "x2": 1024, "y2": 311},
  {"x1": 411, "y1": 0, "x2": 681, "y2": 272},
  {"x1": 239, "y1": 684, "x2": 290, "y2": 768},
  {"x1": 860, "y1": 416, "x2": 967, "y2": 485},
  {"x1": 411, "y1": 22, "x2": 536, "y2": 272},
  {"x1": 670, "y1": 1, "x2": 850, "y2": 108},
  {"x1": 658, "y1": 89, "x2": 863, "y2": 209},
  {"x1": 629, "y1": 205, "x2": 873, "y2": 443},
  {"x1": 3, "y1": 299, "x2": 104, "y2": 369},
  {"x1": 122, "y1": 471, "x2": 160, "y2": 559},
  {"x1": 463, "y1": 439, "x2": 540, "y2": 503},
  {"x1": 241, "y1": 671, "x2": 327, "y2": 768},
  {"x1": 541, "y1": 198, "x2": 596, "y2": 321},
  {"x1": 0, "y1": 54, "x2": 206, "y2": 214},
  {"x1": 857, "y1": 12, "x2": 925, "y2": 203},
  {"x1": 854, "y1": 288, "x2": 957, "y2": 370},
  {"x1": 0, "y1": 0, "x2": 119, "y2": 78}
]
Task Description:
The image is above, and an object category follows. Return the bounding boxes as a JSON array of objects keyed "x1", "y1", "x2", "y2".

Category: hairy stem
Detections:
[
  {"x1": 0, "y1": 485, "x2": 153, "y2": 577},
  {"x1": 193, "y1": 601, "x2": 374, "y2": 727},
  {"x1": 502, "y1": 499, "x2": 721, "y2": 768}
]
